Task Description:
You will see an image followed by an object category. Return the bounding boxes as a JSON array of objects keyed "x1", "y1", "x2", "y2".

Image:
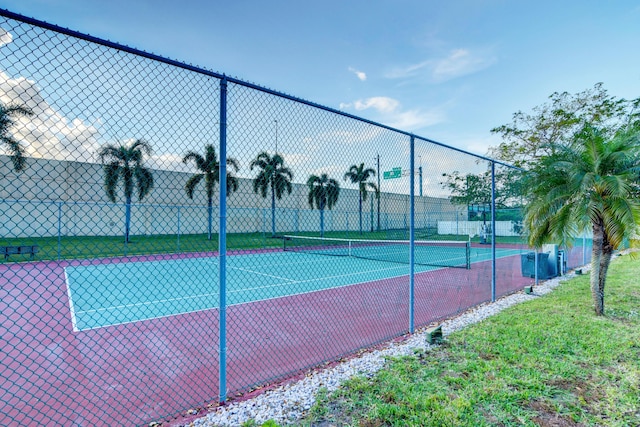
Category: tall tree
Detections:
[
  {"x1": 307, "y1": 173, "x2": 340, "y2": 237},
  {"x1": 99, "y1": 139, "x2": 154, "y2": 243},
  {"x1": 524, "y1": 123, "x2": 640, "y2": 315},
  {"x1": 183, "y1": 144, "x2": 240, "y2": 240},
  {"x1": 440, "y1": 167, "x2": 526, "y2": 211},
  {"x1": 0, "y1": 102, "x2": 33, "y2": 173},
  {"x1": 490, "y1": 83, "x2": 640, "y2": 168},
  {"x1": 440, "y1": 170, "x2": 492, "y2": 207},
  {"x1": 344, "y1": 163, "x2": 378, "y2": 235},
  {"x1": 250, "y1": 151, "x2": 293, "y2": 237}
]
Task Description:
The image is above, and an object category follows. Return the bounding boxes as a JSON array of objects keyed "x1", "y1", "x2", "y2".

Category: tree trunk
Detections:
[
  {"x1": 271, "y1": 181, "x2": 276, "y2": 237},
  {"x1": 370, "y1": 196, "x2": 374, "y2": 232},
  {"x1": 207, "y1": 197, "x2": 213, "y2": 241},
  {"x1": 358, "y1": 193, "x2": 363, "y2": 235},
  {"x1": 320, "y1": 208, "x2": 325, "y2": 238},
  {"x1": 597, "y1": 235, "x2": 614, "y2": 315},
  {"x1": 591, "y1": 221, "x2": 605, "y2": 315},
  {"x1": 124, "y1": 197, "x2": 132, "y2": 244}
]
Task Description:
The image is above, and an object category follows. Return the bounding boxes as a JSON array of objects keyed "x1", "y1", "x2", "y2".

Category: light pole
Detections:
[
  {"x1": 274, "y1": 119, "x2": 278, "y2": 154},
  {"x1": 418, "y1": 155, "x2": 423, "y2": 197}
]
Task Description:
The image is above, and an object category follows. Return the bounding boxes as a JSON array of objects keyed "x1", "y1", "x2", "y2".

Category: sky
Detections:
[{"x1": 2, "y1": 0, "x2": 639, "y2": 159}]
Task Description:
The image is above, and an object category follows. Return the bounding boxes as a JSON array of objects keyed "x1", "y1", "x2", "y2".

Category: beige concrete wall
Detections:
[{"x1": 1, "y1": 155, "x2": 460, "y2": 237}]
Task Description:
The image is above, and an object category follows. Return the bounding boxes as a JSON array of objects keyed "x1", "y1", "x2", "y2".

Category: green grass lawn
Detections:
[
  {"x1": 0, "y1": 229, "x2": 527, "y2": 263},
  {"x1": 268, "y1": 253, "x2": 638, "y2": 426}
]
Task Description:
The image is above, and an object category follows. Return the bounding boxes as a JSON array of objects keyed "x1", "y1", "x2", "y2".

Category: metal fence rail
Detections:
[{"x1": 0, "y1": 9, "x2": 590, "y2": 426}]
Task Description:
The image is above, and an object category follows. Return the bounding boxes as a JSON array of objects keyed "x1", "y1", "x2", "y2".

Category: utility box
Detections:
[
  {"x1": 542, "y1": 244, "x2": 559, "y2": 277},
  {"x1": 520, "y1": 252, "x2": 552, "y2": 279},
  {"x1": 557, "y1": 250, "x2": 567, "y2": 276}
]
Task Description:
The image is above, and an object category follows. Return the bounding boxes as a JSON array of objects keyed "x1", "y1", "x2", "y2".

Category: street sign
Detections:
[{"x1": 383, "y1": 167, "x2": 402, "y2": 179}]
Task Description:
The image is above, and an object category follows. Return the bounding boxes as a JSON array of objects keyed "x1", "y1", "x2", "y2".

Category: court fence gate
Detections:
[{"x1": 0, "y1": 9, "x2": 591, "y2": 426}]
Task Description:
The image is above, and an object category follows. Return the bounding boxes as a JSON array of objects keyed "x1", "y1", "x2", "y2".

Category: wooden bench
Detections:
[{"x1": 1, "y1": 245, "x2": 39, "y2": 260}]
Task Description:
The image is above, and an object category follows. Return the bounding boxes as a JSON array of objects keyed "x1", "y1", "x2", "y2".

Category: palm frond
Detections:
[
  {"x1": 103, "y1": 162, "x2": 121, "y2": 202},
  {"x1": 250, "y1": 151, "x2": 271, "y2": 170},
  {"x1": 226, "y1": 157, "x2": 240, "y2": 172},
  {"x1": 130, "y1": 139, "x2": 153, "y2": 157},
  {"x1": 183, "y1": 151, "x2": 205, "y2": 170},
  {"x1": 2, "y1": 137, "x2": 27, "y2": 172},
  {"x1": 226, "y1": 174, "x2": 239, "y2": 194},
  {"x1": 524, "y1": 122, "x2": 640, "y2": 250},
  {"x1": 0, "y1": 103, "x2": 33, "y2": 172},
  {"x1": 185, "y1": 174, "x2": 204, "y2": 199},
  {"x1": 135, "y1": 167, "x2": 154, "y2": 201},
  {"x1": 98, "y1": 145, "x2": 123, "y2": 164}
]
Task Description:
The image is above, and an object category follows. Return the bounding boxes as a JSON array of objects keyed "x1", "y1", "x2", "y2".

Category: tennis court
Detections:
[{"x1": 65, "y1": 238, "x2": 522, "y2": 331}]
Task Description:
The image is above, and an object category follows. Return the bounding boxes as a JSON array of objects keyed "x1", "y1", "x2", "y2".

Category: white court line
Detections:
[
  {"x1": 76, "y1": 290, "x2": 220, "y2": 315},
  {"x1": 73, "y1": 263, "x2": 406, "y2": 315},
  {"x1": 69, "y1": 249, "x2": 521, "y2": 331},
  {"x1": 232, "y1": 263, "x2": 407, "y2": 294},
  {"x1": 63, "y1": 267, "x2": 80, "y2": 332},
  {"x1": 228, "y1": 266, "x2": 296, "y2": 282}
]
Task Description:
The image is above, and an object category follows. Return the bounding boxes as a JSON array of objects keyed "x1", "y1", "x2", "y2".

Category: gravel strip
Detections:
[{"x1": 187, "y1": 268, "x2": 589, "y2": 427}]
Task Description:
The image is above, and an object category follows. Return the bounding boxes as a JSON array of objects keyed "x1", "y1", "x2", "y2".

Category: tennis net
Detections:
[{"x1": 283, "y1": 235, "x2": 471, "y2": 269}]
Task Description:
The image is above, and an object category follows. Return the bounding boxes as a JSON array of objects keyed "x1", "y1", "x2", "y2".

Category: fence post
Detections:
[
  {"x1": 409, "y1": 135, "x2": 415, "y2": 334},
  {"x1": 177, "y1": 206, "x2": 181, "y2": 252},
  {"x1": 534, "y1": 248, "x2": 539, "y2": 286},
  {"x1": 491, "y1": 162, "x2": 496, "y2": 302},
  {"x1": 218, "y1": 76, "x2": 228, "y2": 403},
  {"x1": 57, "y1": 201, "x2": 63, "y2": 260},
  {"x1": 346, "y1": 212, "x2": 349, "y2": 236}
]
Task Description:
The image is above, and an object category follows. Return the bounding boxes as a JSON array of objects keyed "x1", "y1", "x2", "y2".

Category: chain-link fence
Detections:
[{"x1": 0, "y1": 9, "x2": 591, "y2": 426}]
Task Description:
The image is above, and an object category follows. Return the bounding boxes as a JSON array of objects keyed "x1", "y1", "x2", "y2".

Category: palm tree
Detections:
[
  {"x1": 524, "y1": 123, "x2": 640, "y2": 315},
  {"x1": 250, "y1": 151, "x2": 293, "y2": 237},
  {"x1": 307, "y1": 173, "x2": 340, "y2": 237},
  {"x1": 183, "y1": 144, "x2": 240, "y2": 240},
  {"x1": 344, "y1": 163, "x2": 378, "y2": 234},
  {"x1": 1, "y1": 102, "x2": 33, "y2": 172},
  {"x1": 99, "y1": 139, "x2": 154, "y2": 243}
]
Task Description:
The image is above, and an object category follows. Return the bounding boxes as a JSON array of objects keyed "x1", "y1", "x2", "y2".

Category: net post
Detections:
[
  {"x1": 218, "y1": 76, "x2": 228, "y2": 404},
  {"x1": 409, "y1": 135, "x2": 415, "y2": 334}
]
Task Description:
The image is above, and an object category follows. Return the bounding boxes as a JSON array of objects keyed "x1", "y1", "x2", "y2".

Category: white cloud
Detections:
[
  {"x1": 282, "y1": 152, "x2": 311, "y2": 168},
  {"x1": 0, "y1": 70, "x2": 101, "y2": 163},
  {"x1": 450, "y1": 134, "x2": 502, "y2": 157},
  {"x1": 352, "y1": 96, "x2": 399, "y2": 114},
  {"x1": 387, "y1": 109, "x2": 445, "y2": 130},
  {"x1": 386, "y1": 48, "x2": 496, "y2": 83},
  {"x1": 432, "y1": 49, "x2": 494, "y2": 82},
  {"x1": 385, "y1": 60, "x2": 430, "y2": 79},
  {"x1": 348, "y1": 66, "x2": 367, "y2": 81},
  {"x1": 147, "y1": 153, "x2": 192, "y2": 173},
  {"x1": 0, "y1": 28, "x2": 12, "y2": 47},
  {"x1": 340, "y1": 96, "x2": 445, "y2": 131}
]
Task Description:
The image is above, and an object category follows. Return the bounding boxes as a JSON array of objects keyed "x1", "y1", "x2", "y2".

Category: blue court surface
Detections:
[{"x1": 65, "y1": 245, "x2": 521, "y2": 331}]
